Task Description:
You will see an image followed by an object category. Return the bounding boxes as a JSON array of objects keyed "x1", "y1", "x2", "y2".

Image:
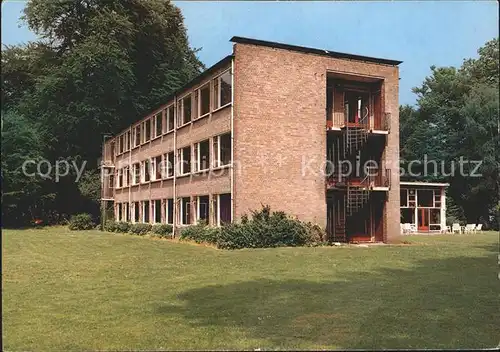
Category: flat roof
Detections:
[
  {"x1": 400, "y1": 181, "x2": 450, "y2": 187},
  {"x1": 231, "y1": 36, "x2": 403, "y2": 66}
]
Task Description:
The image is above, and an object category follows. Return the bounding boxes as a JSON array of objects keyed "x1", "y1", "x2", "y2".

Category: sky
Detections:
[{"x1": 2, "y1": 1, "x2": 498, "y2": 106}]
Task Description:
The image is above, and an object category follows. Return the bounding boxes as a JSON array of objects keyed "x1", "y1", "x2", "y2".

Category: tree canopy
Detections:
[
  {"x1": 2, "y1": 0, "x2": 203, "y2": 226},
  {"x1": 400, "y1": 38, "x2": 499, "y2": 228}
]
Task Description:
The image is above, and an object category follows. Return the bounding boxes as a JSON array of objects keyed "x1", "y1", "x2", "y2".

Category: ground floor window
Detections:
[
  {"x1": 165, "y1": 198, "x2": 174, "y2": 225},
  {"x1": 142, "y1": 201, "x2": 150, "y2": 223},
  {"x1": 153, "y1": 199, "x2": 162, "y2": 223},
  {"x1": 180, "y1": 197, "x2": 191, "y2": 225},
  {"x1": 125, "y1": 203, "x2": 130, "y2": 222},
  {"x1": 401, "y1": 207, "x2": 415, "y2": 224},
  {"x1": 213, "y1": 193, "x2": 231, "y2": 226},
  {"x1": 117, "y1": 203, "x2": 122, "y2": 221},
  {"x1": 133, "y1": 202, "x2": 140, "y2": 223},
  {"x1": 197, "y1": 195, "x2": 209, "y2": 223}
]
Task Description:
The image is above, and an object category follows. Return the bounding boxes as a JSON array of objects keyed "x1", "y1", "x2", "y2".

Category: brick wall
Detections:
[{"x1": 233, "y1": 42, "x2": 400, "y2": 240}]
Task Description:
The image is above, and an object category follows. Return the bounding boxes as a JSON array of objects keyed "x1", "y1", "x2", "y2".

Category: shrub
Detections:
[
  {"x1": 216, "y1": 205, "x2": 314, "y2": 249},
  {"x1": 104, "y1": 220, "x2": 118, "y2": 232},
  {"x1": 129, "y1": 223, "x2": 152, "y2": 235},
  {"x1": 115, "y1": 222, "x2": 131, "y2": 233},
  {"x1": 179, "y1": 222, "x2": 219, "y2": 244},
  {"x1": 151, "y1": 224, "x2": 173, "y2": 237},
  {"x1": 68, "y1": 213, "x2": 95, "y2": 231}
]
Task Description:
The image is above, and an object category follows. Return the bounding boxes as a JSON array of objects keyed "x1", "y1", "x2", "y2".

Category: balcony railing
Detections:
[
  {"x1": 326, "y1": 167, "x2": 391, "y2": 190},
  {"x1": 327, "y1": 111, "x2": 391, "y2": 132}
]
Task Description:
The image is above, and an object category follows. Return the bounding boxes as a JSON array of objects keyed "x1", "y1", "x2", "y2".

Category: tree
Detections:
[
  {"x1": 402, "y1": 38, "x2": 499, "y2": 228},
  {"x1": 2, "y1": 0, "x2": 204, "y2": 225}
]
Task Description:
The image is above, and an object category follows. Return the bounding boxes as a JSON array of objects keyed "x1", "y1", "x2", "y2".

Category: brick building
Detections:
[{"x1": 101, "y1": 37, "x2": 402, "y2": 243}]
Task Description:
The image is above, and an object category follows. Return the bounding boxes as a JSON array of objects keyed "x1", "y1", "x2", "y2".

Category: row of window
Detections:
[
  {"x1": 113, "y1": 133, "x2": 231, "y2": 188},
  {"x1": 115, "y1": 70, "x2": 232, "y2": 155},
  {"x1": 400, "y1": 189, "x2": 442, "y2": 208},
  {"x1": 115, "y1": 194, "x2": 231, "y2": 226}
]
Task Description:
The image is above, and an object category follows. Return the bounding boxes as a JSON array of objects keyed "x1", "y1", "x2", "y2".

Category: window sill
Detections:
[
  {"x1": 212, "y1": 164, "x2": 231, "y2": 171},
  {"x1": 212, "y1": 102, "x2": 232, "y2": 114},
  {"x1": 177, "y1": 121, "x2": 192, "y2": 130},
  {"x1": 164, "y1": 129, "x2": 174, "y2": 136},
  {"x1": 192, "y1": 168, "x2": 210, "y2": 176},
  {"x1": 151, "y1": 135, "x2": 162, "y2": 142},
  {"x1": 193, "y1": 112, "x2": 210, "y2": 122},
  {"x1": 162, "y1": 176, "x2": 174, "y2": 181},
  {"x1": 150, "y1": 178, "x2": 162, "y2": 184},
  {"x1": 177, "y1": 173, "x2": 191, "y2": 179}
]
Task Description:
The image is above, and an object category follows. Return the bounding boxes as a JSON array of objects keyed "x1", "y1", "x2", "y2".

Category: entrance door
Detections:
[{"x1": 418, "y1": 208, "x2": 429, "y2": 232}]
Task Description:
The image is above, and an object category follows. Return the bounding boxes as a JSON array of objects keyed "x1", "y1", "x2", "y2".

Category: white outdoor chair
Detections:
[
  {"x1": 451, "y1": 223, "x2": 461, "y2": 234},
  {"x1": 464, "y1": 224, "x2": 475, "y2": 234},
  {"x1": 408, "y1": 224, "x2": 417, "y2": 234},
  {"x1": 475, "y1": 224, "x2": 483, "y2": 232}
]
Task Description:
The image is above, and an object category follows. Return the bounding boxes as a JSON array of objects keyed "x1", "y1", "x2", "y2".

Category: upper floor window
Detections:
[
  {"x1": 143, "y1": 119, "x2": 151, "y2": 143},
  {"x1": 132, "y1": 163, "x2": 140, "y2": 185},
  {"x1": 178, "y1": 146, "x2": 191, "y2": 175},
  {"x1": 167, "y1": 105, "x2": 175, "y2": 132},
  {"x1": 198, "y1": 83, "x2": 211, "y2": 117},
  {"x1": 213, "y1": 133, "x2": 231, "y2": 167},
  {"x1": 125, "y1": 130, "x2": 130, "y2": 151},
  {"x1": 153, "y1": 155, "x2": 162, "y2": 181},
  {"x1": 178, "y1": 94, "x2": 192, "y2": 127},
  {"x1": 214, "y1": 70, "x2": 232, "y2": 109},
  {"x1": 134, "y1": 125, "x2": 141, "y2": 148},
  {"x1": 194, "y1": 139, "x2": 210, "y2": 172},
  {"x1": 154, "y1": 113, "x2": 162, "y2": 138}
]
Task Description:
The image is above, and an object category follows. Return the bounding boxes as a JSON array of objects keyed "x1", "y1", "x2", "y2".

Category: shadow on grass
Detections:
[{"x1": 157, "y1": 248, "x2": 499, "y2": 349}]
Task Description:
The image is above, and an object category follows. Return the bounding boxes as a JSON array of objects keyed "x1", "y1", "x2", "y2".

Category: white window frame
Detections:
[
  {"x1": 153, "y1": 112, "x2": 163, "y2": 139},
  {"x1": 197, "y1": 83, "x2": 211, "y2": 119},
  {"x1": 196, "y1": 195, "x2": 209, "y2": 224},
  {"x1": 133, "y1": 125, "x2": 141, "y2": 148},
  {"x1": 178, "y1": 93, "x2": 192, "y2": 127},
  {"x1": 213, "y1": 133, "x2": 231, "y2": 168},
  {"x1": 166, "y1": 104, "x2": 175, "y2": 133},
  {"x1": 165, "y1": 198, "x2": 174, "y2": 225},
  {"x1": 179, "y1": 197, "x2": 191, "y2": 225},
  {"x1": 179, "y1": 146, "x2": 191, "y2": 176},
  {"x1": 142, "y1": 201, "x2": 150, "y2": 223},
  {"x1": 195, "y1": 139, "x2": 210, "y2": 172},
  {"x1": 132, "y1": 163, "x2": 140, "y2": 185},
  {"x1": 142, "y1": 118, "x2": 151, "y2": 144},
  {"x1": 214, "y1": 69, "x2": 232, "y2": 110}
]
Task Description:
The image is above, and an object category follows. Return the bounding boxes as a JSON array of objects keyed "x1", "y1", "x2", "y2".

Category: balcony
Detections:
[
  {"x1": 327, "y1": 111, "x2": 391, "y2": 133},
  {"x1": 326, "y1": 168, "x2": 391, "y2": 190}
]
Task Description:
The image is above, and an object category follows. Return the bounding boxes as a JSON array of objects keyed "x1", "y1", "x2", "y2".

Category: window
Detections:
[
  {"x1": 109, "y1": 174, "x2": 114, "y2": 189},
  {"x1": 166, "y1": 198, "x2": 174, "y2": 225},
  {"x1": 123, "y1": 166, "x2": 129, "y2": 187},
  {"x1": 134, "y1": 125, "x2": 141, "y2": 147},
  {"x1": 179, "y1": 146, "x2": 191, "y2": 175},
  {"x1": 125, "y1": 203, "x2": 130, "y2": 222},
  {"x1": 125, "y1": 130, "x2": 130, "y2": 150},
  {"x1": 213, "y1": 133, "x2": 231, "y2": 167},
  {"x1": 194, "y1": 140, "x2": 210, "y2": 172},
  {"x1": 153, "y1": 199, "x2": 162, "y2": 223},
  {"x1": 181, "y1": 197, "x2": 191, "y2": 225},
  {"x1": 178, "y1": 95, "x2": 192, "y2": 126},
  {"x1": 143, "y1": 119, "x2": 151, "y2": 143},
  {"x1": 214, "y1": 70, "x2": 232, "y2": 109},
  {"x1": 197, "y1": 195, "x2": 209, "y2": 223},
  {"x1": 117, "y1": 203, "x2": 122, "y2": 221},
  {"x1": 117, "y1": 168, "x2": 123, "y2": 188},
  {"x1": 400, "y1": 189, "x2": 408, "y2": 207},
  {"x1": 215, "y1": 193, "x2": 231, "y2": 225},
  {"x1": 142, "y1": 159, "x2": 151, "y2": 182},
  {"x1": 153, "y1": 155, "x2": 162, "y2": 181},
  {"x1": 198, "y1": 84, "x2": 210, "y2": 117},
  {"x1": 154, "y1": 113, "x2": 163, "y2": 138},
  {"x1": 142, "y1": 201, "x2": 150, "y2": 223},
  {"x1": 417, "y1": 190, "x2": 433, "y2": 207},
  {"x1": 167, "y1": 105, "x2": 175, "y2": 132},
  {"x1": 133, "y1": 163, "x2": 140, "y2": 185},
  {"x1": 133, "y1": 202, "x2": 140, "y2": 223},
  {"x1": 118, "y1": 135, "x2": 124, "y2": 154},
  {"x1": 162, "y1": 152, "x2": 175, "y2": 178},
  {"x1": 430, "y1": 209, "x2": 441, "y2": 224}
]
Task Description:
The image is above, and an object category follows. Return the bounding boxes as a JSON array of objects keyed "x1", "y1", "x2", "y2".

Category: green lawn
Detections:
[{"x1": 2, "y1": 227, "x2": 499, "y2": 350}]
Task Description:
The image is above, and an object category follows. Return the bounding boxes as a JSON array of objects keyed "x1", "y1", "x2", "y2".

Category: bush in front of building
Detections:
[
  {"x1": 115, "y1": 222, "x2": 131, "y2": 233},
  {"x1": 129, "y1": 223, "x2": 152, "y2": 235},
  {"x1": 68, "y1": 213, "x2": 95, "y2": 230},
  {"x1": 179, "y1": 221, "x2": 219, "y2": 244},
  {"x1": 216, "y1": 205, "x2": 314, "y2": 249},
  {"x1": 151, "y1": 224, "x2": 173, "y2": 237},
  {"x1": 104, "y1": 220, "x2": 118, "y2": 232}
]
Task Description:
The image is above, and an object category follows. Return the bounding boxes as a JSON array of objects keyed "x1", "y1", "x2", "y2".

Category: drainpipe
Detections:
[
  {"x1": 173, "y1": 94, "x2": 177, "y2": 237},
  {"x1": 128, "y1": 127, "x2": 132, "y2": 222},
  {"x1": 230, "y1": 57, "x2": 235, "y2": 222}
]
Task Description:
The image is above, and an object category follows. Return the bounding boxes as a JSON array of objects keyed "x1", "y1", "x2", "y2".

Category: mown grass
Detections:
[{"x1": 2, "y1": 227, "x2": 499, "y2": 350}]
